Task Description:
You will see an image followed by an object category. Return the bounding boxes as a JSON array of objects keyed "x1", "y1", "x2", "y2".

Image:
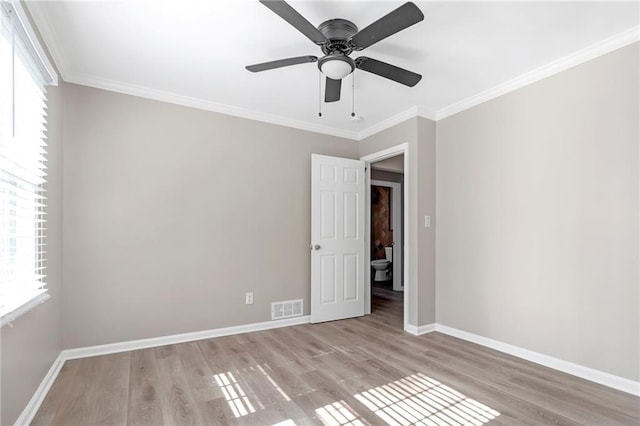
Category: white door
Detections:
[{"x1": 311, "y1": 154, "x2": 365, "y2": 323}]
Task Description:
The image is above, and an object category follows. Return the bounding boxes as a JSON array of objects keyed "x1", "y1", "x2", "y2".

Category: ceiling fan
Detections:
[{"x1": 246, "y1": 0, "x2": 424, "y2": 103}]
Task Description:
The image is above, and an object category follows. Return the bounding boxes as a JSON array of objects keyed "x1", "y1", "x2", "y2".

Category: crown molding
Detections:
[
  {"x1": 357, "y1": 106, "x2": 419, "y2": 140},
  {"x1": 64, "y1": 67, "x2": 428, "y2": 142},
  {"x1": 356, "y1": 106, "x2": 436, "y2": 140},
  {"x1": 23, "y1": 0, "x2": 68, "y2": 80},
  {"x1": 65, "y1": 72, "x2": 360, "y2": 140},
  {"x1": 436, "y1": 25, "x2": 640, "y2": 121},
  {"x1": 417, "y1": 106, "x2": 437, "y2": 122}
]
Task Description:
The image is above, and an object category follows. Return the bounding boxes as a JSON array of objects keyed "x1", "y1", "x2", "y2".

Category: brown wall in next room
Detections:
[{"x1": 371, "y1": 186, "x2": 392, "y2": 260}]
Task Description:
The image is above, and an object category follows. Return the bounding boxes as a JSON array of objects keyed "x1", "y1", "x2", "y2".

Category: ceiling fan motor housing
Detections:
[{"x1": 318, "y1": 19, "x2": 358, "y2": 55}]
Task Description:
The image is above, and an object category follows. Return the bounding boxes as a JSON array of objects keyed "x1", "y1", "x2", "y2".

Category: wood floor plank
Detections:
[
  {"x1": 47, "y1": 357, "x2": 100, "y2": 425},
  {"x1": 268, "y1": 326, "x2": 331, "y2": 359},
  {"x1": 153, "y1": 344, "x2": 205, "y2": 426},
  {"x1": 195, "y1": 338, "x2": 237, "y2": 375},
  {"x1": 32, "y1": 292, "x2": 640, "y2": 425},
  {"x1": 127, "y1": 348, "x2": 164, "y2": 426},
  {"x1": 239, "y1": 335, "x2": 287, "y2": 367},
  {"x1": 235, "y1": 398, "x2": 312, "y2": 426},
  {"x1": 258, "y1": 359, "x2": 317, "y2": 399},
  {"x1": 85, "y1": 352, "x2": 131, "y2": 425},
  {"x1": 198, "y1": 397, "x2": 239, "y2": 425},
  {"x1": 292, "y1": 381, "x2": 377, "y2": 425},
  {"x1": 228, "y1": 364, "x2": 292, "y2": 409},
  {"x1": 176, "y1": 342, "x2": 224, "y2": 403},
  {"x1": 305, "y1": 350, "x2": 375, "y2": 383}
]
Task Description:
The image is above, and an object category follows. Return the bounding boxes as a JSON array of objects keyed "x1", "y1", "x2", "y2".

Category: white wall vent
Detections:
[{"x1": 271, "y1": 299, "x2": 303, "y2": 320}]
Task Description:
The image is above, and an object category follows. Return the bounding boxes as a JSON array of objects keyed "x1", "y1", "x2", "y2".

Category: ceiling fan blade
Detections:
[
  {"x1": 350, "y1": 2, "x2": 424, "y2": 50},
  {"x1": 260, "y1": 0, "x2": 328, "y2": 45},
  {"x1": 246, "y1": 56, "x2": 318, "y2": 72},
  {"x1": 325, "y1": 77, "x2": 341, "y2": 102},
  {"x1": 355, "y1": 57, "x2": 422, "y2": 87}
]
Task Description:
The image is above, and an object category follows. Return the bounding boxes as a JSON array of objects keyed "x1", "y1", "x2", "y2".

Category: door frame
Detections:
[
  {"x1": 371, "y1": 179, "x2": 402, "y2": 292},
  {"x1": 361, "y1": 143, "x2": 409, "y2": 331}
]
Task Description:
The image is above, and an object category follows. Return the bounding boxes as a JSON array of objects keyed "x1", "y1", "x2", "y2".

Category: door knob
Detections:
[{"x1": 314, "y1": 244, "x2": 321, "y2": 250}]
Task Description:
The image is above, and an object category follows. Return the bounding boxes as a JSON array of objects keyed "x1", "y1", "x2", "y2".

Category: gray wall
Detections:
[
  {"x1": 61, "y1": 83, "x2": 359, "y2": 348},
  {"x1": 372, "y1": 155, "x2": 404, "y2": 173},
  {"x1": 371, "y1": 168, "x2": 402, "y2": 184},
  {"x1": 0, "y1": 84, "x2": 64, "y2": 425},
  {"x1": 417, "y1": 117, "x2": 436, "y2": 326},
  {"x1": 360, "y1": 117, "x2": 437, "y2": 327},
  {"x1": 436, "y1": 43, "x2": 639, "y2": 381}
]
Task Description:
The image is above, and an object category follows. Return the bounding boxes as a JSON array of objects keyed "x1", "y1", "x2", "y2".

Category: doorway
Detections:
[
  {"x1": 361, "y1": 143, "x2": 409, "y2": 330},
  {"x1": 370, "y1": 179, "x2": 402, "y2": 292}
]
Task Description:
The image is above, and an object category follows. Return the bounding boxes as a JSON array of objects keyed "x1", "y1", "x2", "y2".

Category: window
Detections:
[{"x1": 0, "y1": 2, "x2": 57, "y2": 326}]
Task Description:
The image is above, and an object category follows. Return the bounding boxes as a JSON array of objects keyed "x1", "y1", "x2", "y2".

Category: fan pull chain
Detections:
[
  {"x1": 351, "y1": 72, "x2": 355, "y2": 118},
  {"x1": 318, "y1": 71, "x2": 322, "y2": 117}
]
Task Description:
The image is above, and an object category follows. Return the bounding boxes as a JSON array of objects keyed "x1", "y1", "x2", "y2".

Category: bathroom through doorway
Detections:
[{"x1": 369, "y1": 154, "x2": 404, "y2": 325}]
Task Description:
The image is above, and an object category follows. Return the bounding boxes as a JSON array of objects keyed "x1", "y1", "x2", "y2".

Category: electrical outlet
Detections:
[
  {"x1": 245, "y1": 292, "x2": 254, "y2": 305},
  {"x1": 424, "y1": 215, "x2": 431, "y2": 228}
]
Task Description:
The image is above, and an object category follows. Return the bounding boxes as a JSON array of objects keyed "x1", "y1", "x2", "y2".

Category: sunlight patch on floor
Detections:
[
  {"x1": 354, "y1": 373, "x2": 500, "y2": 425},
  {"x1": 272, "y1": 420, "x2": 297, "y2": 426},
  {"x1": 214, "y1": 372, "x2": 256, "y2": 417},
  {"x1": 315, "y1": 400, "x2": 366, "y2": 426}
]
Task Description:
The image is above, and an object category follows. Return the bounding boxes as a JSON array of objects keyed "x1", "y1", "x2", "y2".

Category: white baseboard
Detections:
[
  {"x1": 405, "y1": 323, "x2": 436, "y2": 336},
  {"x1": 404, "y1": 324, "x2": 419, "y2": 335},
  {"x1": 435, "y1": 324, "x2": 640, "y2": 397},
  {"x1": 63, "y1": 315, "x2": 311, "y2": 360},
  {"x1": 14, "y1": 352, "x2": 66, "y2": 426}
]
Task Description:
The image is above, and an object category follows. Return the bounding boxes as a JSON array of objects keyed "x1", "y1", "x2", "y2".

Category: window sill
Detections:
[{"x1": 0, "y1": 290, "x2": 50, "y2": 328}]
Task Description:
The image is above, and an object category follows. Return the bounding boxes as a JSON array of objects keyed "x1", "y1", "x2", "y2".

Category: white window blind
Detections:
[{"x1": 0, "y1": 1, "x2": 57, "y2": 326}]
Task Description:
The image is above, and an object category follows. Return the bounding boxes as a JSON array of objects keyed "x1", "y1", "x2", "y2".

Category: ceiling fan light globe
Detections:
[{"x1": 321, "y1": 59, "x2": 353, "y2": 80}]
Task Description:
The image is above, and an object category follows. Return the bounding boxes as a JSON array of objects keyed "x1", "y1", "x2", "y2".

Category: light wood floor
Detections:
[{"x1": 33, "y1": 292, "x2": 639, "y2": 425}]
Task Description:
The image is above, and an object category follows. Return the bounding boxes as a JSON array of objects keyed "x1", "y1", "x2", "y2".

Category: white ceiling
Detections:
[{"x1": 28, "y1": 1, "x2": 639, "y2": 139}]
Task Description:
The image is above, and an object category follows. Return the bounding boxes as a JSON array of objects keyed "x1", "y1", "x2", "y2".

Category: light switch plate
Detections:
[{"x1": 424, "y1": 215, "x2": 431, "y2": 228}]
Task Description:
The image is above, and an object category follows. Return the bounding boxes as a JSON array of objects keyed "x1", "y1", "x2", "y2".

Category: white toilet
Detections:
[{"x1": 371, "y1": 247, "x2": 393, "y2": 281}]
